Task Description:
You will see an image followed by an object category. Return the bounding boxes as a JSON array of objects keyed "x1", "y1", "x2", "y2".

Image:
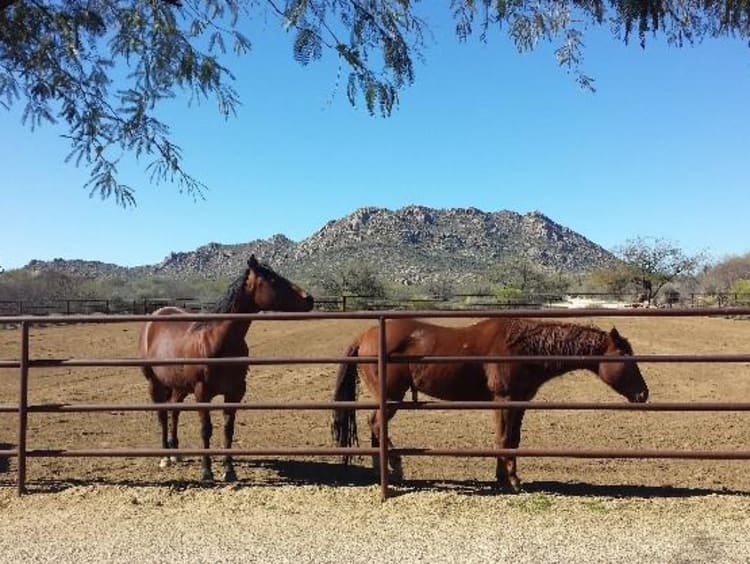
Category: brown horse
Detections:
[
  {"x1": 138, "y1": 255, "x2": 313, "y2": 481},
  {"x1": 332, "y1": 317, "x2": 649, "y2": 492}
]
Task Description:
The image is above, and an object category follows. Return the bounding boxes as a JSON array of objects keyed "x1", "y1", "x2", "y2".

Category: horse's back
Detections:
[
  {"x1": 357, "y1": 318, "x2": 504, "y2": 401},
  {"x1": 358, "y1": 318, "x2": 506, "y2": 356}
]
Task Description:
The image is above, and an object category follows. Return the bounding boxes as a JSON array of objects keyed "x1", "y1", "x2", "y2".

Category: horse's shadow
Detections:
[
  {"x1": 4, "y1": 457, "x2": 747, "y2": 499},
  {"x1": 0, "y1": 443, "x2": 12, "y2": 473},
  {"x1": 241, "y1": 458, "x2": 746, "y2": 499},
  {"x1": 242, "y1": 457, "x2": 376, "y2": 487}
]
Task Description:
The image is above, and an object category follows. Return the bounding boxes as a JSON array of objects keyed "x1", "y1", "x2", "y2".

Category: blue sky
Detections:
[{"x1": 2, "y1": 10, "x2": 749, "y2": 270}]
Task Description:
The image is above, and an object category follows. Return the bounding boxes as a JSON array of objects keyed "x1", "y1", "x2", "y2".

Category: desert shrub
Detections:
[
  {"x1": 493, "y1": 287, "x2": 526, "y2": 304},
  {"x1": 730, "y1": 279, "x2": 750, "y2": 305},
  {"x1": 319, "y1": 265, "x2": 386, "y2": 299}
]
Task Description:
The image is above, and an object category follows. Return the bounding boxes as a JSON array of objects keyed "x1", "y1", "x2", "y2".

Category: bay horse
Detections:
[
  {"x1": 332, "y1": 317, "x2": 649, "y2": 492},
  {"x1": 138, "y1": 255, "x2": 313, "y2": 482}
]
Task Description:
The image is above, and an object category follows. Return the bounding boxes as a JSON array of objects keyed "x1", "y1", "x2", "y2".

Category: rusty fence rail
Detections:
[{"x1": 2, "y1": 307, "x2": 750, "y2": 499}]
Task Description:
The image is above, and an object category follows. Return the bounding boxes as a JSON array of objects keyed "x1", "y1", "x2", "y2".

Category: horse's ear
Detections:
[
  {"x1": 247, "y1": 255, "x2": 258, "y2": 269},
  {"x1": 609, "y1": 327, "x2": 621, "y2": 340}
]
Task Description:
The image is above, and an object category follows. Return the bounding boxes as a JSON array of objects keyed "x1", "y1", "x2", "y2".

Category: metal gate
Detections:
[{"x1": 2, "y1": 307, "x2": 750, "y2": 499}]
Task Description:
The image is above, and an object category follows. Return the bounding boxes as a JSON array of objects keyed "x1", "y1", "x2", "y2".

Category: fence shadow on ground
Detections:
[
  {"x1": 245, "y1": 458, "x2": 748, "y2": 499},
  {"x1": 2, "y1": 458, "x2": 747, "y2": 499}
]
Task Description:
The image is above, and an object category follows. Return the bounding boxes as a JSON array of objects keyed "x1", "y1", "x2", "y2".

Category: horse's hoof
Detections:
[
  {"x1": 159, "y1": 457, "x2": 171, "y2": 469},
  {"x1": 508, "y1": 478, "x2": 523, "y2": 494},
  {"x1": 200, "y1": 469, "x2": 214, "y2": 482},
  {"x1": 493, "y1": 480, "x2": 522, "y2": 494},
  {"x1": 222, "y1": 468, "x2": 237, "y2": 483},
  {"x1": 389, "y1": 461, "x2": 404, "y2": 482},
  {"x1": 169, "y1": 455, "x2": 183, "y2": 464}
]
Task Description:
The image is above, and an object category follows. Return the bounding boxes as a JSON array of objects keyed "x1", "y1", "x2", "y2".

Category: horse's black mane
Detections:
[
  {"x1": 211, "y1": 268, "x2": 253, "y2": 314},
  {"x1": 211, "y1": 260, "x2": 283, "y2": 315},
  {"x1": 191, "y1": 262, "x2": 278, "y2": 328},
  {"x1": 610, "y1": 331, "x2": 634, "y2": 355}
]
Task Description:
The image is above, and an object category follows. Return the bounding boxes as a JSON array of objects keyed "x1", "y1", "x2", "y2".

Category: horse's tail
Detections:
[{"x1": 331, "y1": 339, "x2": 361, "y2": 461}]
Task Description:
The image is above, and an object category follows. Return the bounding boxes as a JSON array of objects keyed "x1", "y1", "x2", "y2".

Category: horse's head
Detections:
[
  {"x1": 244, "y1": 255, "x2": 314, "y2": 312},
  {"x1": 597, "y1": 327, "x2": 649, "y2": 403}
]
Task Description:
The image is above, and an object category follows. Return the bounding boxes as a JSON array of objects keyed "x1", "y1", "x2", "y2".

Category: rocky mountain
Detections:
[{"x1": 20, "y1": 206, "x2": 618, "y2": 288}]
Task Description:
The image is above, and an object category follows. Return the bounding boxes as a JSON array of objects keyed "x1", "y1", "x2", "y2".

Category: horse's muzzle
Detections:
[{"x1": 630, "y1": 389, "x2": 649, "y2": 403}]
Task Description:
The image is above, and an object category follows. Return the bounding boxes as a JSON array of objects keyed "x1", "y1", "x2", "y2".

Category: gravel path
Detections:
[{"x1": 2, "y1": 485, "x2": 750, "y2": 563}]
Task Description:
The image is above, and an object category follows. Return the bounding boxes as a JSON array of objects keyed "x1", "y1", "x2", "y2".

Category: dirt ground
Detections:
[{"x1": 1, "y1": 314, "x2": 750, "y2": 495}]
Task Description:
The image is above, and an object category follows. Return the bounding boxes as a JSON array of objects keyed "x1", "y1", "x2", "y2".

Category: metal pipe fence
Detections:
[
  {"x1": 1, "y1": 307, "x2": 750, "y2": 499},
  {"x1": 2, "y1": 291, "x2": 749, "y2": 316}
]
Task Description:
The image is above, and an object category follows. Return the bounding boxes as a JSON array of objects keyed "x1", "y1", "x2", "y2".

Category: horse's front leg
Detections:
[
  {"x1": 220, "y1": 378, "x2": 246, "y2": 482},
  {"x1": 148, "y1": 380, "x2": 173, "y2": 469},
  {"x1": 197, "y1": 407, "x2": 214, "y2": 481},
  {"x1": 493, "y1": 402, "x2": 523, "y2": 493},
  {"x1": 167, "y1": 390, "x2": 187, "y2": 464},
  {"x1": 157, "y1": 407, "x2": 170, "y2": 469},
  {"x1": 221, "y1": 407, "x2": 238, "y2": 482},
  {"x1": 504, "y1": 408, "x2": 526, "y2": 492}
]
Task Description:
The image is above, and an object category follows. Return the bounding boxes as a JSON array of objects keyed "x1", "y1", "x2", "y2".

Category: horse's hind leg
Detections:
[
  {"x1": 368, "y1": 405, "x2": 404, "y2": 481},
  {"x1": 362, "y1": 363, "x2": 408, "y2": 480}
]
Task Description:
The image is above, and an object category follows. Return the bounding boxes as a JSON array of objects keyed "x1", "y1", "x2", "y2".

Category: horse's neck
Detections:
[
  {"x1": 195, "y1": 319, "x2": 251, "y2": 357},
  {"x1": 216, "y1": 318, "x2": 252, "y2": 342},
  {"x1": 210, "y1": 296, "x2": 259, "y2": 343}
]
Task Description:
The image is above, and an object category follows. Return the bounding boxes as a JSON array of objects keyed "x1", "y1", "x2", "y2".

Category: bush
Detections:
[
  {"x1": 493, "y1": 287, "x2": 526, "y2": 304},
  {"x1": 730, "y1": 279, "x2": 750, "y2": 305},
  {"x1": 319, "y1": 265, "x2": 386, "y2": 298}
]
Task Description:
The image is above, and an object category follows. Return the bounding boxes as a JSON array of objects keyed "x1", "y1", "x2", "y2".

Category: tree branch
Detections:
[{"x1": 0, "y1": 0, "x2": 17, "y2": 12}]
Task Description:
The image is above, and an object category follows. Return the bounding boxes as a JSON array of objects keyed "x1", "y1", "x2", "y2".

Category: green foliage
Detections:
[
  {"x1": 1, "y1": 0, "x2": 248, "y2": 205},
  {"x1": 0, "y1": 268, "x2": 230, "y2": 310},
  {"x1": 615, "y1": 236, "x2": 706, "y2": 305},
  {"x1": 0, "y1": 269, "x2": 92, "y2": 302},
  {"x1": 486, "y1": 257, "x2": 570, "y2": 297},
  {"x1": 730, "y1": 279, "x2": 750, "y2": 305},
  {"x1": 318, "y1": 264, "x2": 386, "y2": 298},
  {"x1": 701, "y1": 252, "x2": 750, "y2": 293},
  {"x1": 586, "y1": 264, "x2": 635, "y2": 298},
  {"x1": 425, "y1": 278, "x2": 455, "y2": 299},
  {"x1": 4, "y1": 1, "x2": 750, "y2": 204},
  {"x1": 493, "y1": 287, "x2": 525, "y2": 303}
]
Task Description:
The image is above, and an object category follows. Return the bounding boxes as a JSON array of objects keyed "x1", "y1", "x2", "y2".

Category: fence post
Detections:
[
  {"x1": 342, "y1": 295, "x2": 348, "y2": 312},
  {"x1": 377, "y1": 316, "x2": 389, "y2": 501},
  {"x1": 17, "y1": 321, "x2": 29, "y2": 495}
]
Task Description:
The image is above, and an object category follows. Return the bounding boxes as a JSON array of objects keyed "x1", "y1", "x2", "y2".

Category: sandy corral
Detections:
[{"x1": 1, "y1": 315, "x2": 750, "y2": 562}]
